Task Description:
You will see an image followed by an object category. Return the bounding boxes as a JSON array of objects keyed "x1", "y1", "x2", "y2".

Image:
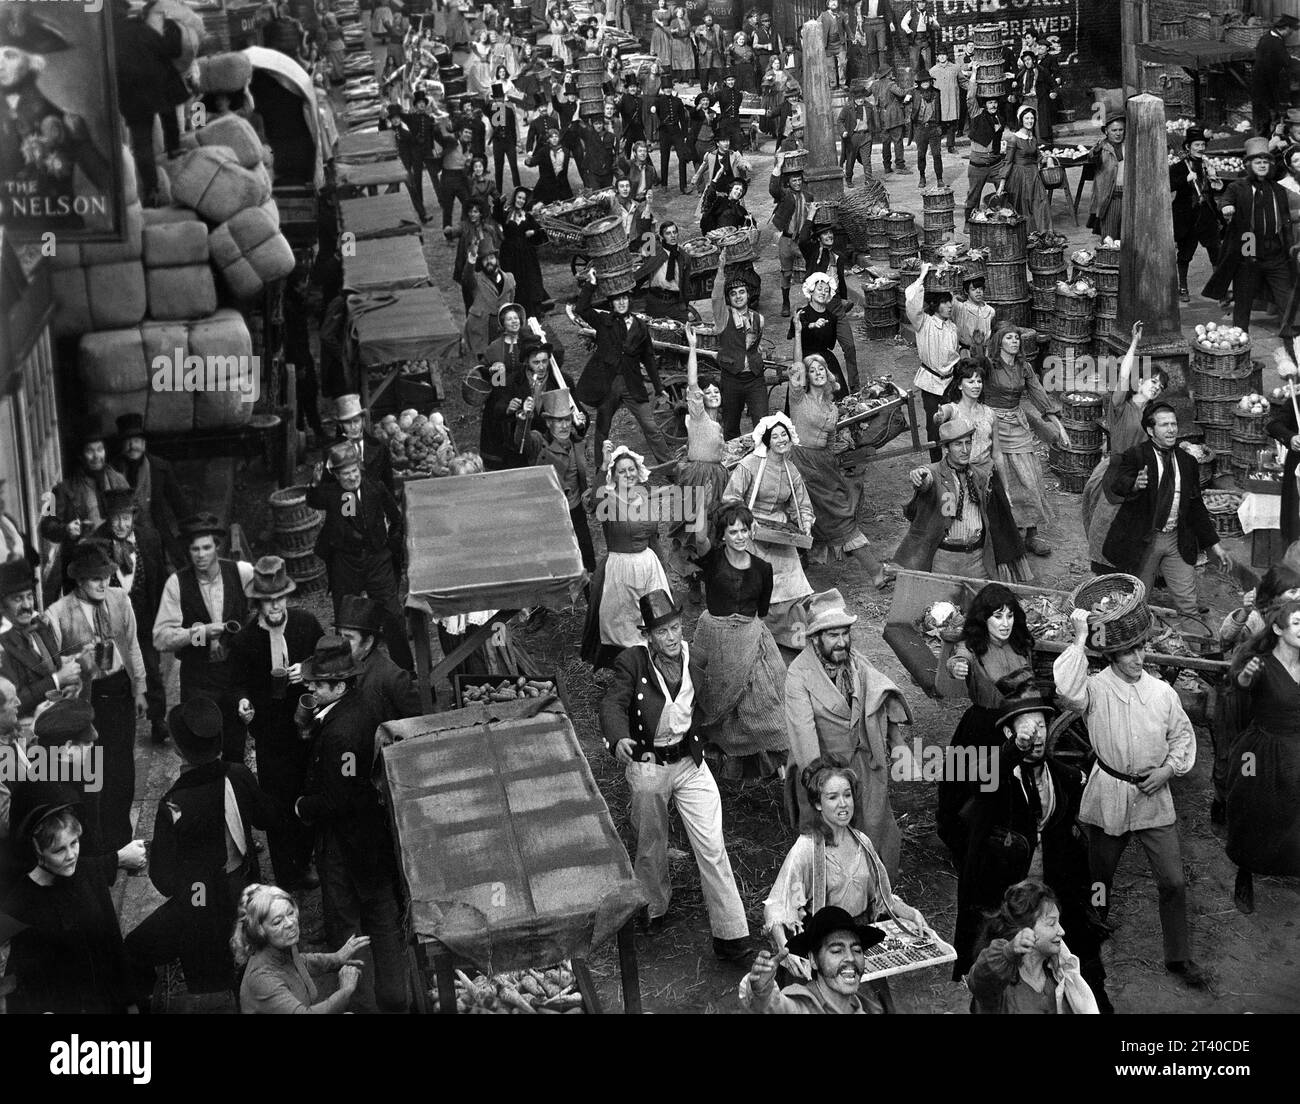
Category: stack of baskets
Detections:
[
  {"x1": 1028, "y1": 232, "x2": 1069, "y2": 333},
  {"x1": 682, "y1": 236, "x2": 722, "y2": 300},
  {"x1": 583, "y1": 214, "x2": 637, "y2": 299},
  {"x1": 968, "y1": 209, "x2": 1029, "y2": 326},
  {"x1": 1190, "y1": 335, "x2": 1257, "y2": 474},
  {"x1": 971, "y1": 24, "x2": 1008, "y2": 101},
  {"x1": 864, "y1": 208, "x2": 893, "y2": 263},
  {"x1": 921, "y1": 187, "x2": 956, "y2": 257},
  {"x1": 861, "y1": 277, "x2": 900, "y2": 340},
  {"x1": 1049, "y1": 391, "x2": 1104, "y2": 493},
  {"x1": 1090, "y1": 242, "x2": 1121, "y2": 350},
  {"x1": 270, "y1": 487, "x2": 327, "y2": 596},
  {"x1": 1230, "y1": 404, "x2": 1271, "y2": 485},
  {"x1": 1049, "y1": 280, "x2": 1097, "y2": 373},
  {"x1": 577, "y1": 54, "x2": 606, "y2": 118},
  {"x1": 1070, "y1": 573, "x2": 1151, "y2": 652},
  {"x1": 886, "y1": 211, "x2": 920, "y2": 270}
]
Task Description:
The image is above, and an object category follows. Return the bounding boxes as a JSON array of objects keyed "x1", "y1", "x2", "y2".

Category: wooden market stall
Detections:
[
  {"x1": 339, "y1": 192, "x2": 423, "y2": 241},
  {"x1": 333, "y1": 157, "x2": 411, "y2": 198},
  {"x1": 346, "y1": 285, "x2": 458, "y2": 413},
  {"x1": 377, "y1": 703, "x2": 646, "y2": 1014},
  {"x1": 335, "y1": 129, "x2": 400, "y2": 165},
  {"x1": 342, "y1": 235, "x2": 432, "y2": 294}
]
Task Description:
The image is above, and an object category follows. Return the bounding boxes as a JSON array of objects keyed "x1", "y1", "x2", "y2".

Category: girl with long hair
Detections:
[{"x1": 499, "y1": 185, "x2": 550, "y2": 317}]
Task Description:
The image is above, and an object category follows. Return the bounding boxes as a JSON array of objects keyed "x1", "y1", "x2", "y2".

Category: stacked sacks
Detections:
[
  {"x1": 195, "y1": 52, "x2": 254, "y2": 97},
  {"x1": 169, "y1": 145, "x2": 271, "y2": 224},
  {"x1": 209, "y1": 207, "x2": 296, "y2": 300},
  {"x1": 142, "y1": 209, "x2": 217, "y2": 321}
]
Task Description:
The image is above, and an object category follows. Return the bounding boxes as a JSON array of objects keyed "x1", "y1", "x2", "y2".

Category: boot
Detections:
[
  {"x1": 781, "y1": 287, "x2": 791, "y2": 317},
  {"x1": 1178, "y1": 262, "x2": 1190, "y2": 303},
  {"x1": 1023, "y1": 527, "x2": 1051, "y2": 556}
]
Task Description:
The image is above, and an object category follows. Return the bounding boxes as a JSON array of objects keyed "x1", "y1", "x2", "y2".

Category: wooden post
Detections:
[
  {"x1": 1121, "y1": 0, "x2": 1142, "y2": 97},
  {"x1": 800, "y1": 19, "x2": 845, "y2": 202}
]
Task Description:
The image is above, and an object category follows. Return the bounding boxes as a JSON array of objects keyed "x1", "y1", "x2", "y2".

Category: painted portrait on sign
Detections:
[{"x1": 0, "y1": 3, "x2": 122, "y2": 239}]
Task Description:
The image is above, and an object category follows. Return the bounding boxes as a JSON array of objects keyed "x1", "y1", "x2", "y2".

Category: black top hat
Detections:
[
  {"x1": 993, "y1": 693, "x2": 1057, "y2": 733},
  {"x1": 1274, "y1": 13, "x2": 1299, "y2": 30},
  {"x1": 637, "y1": 589, "x2": 683, "y2": 631},
  {"x1": 785, "y1": 905, "x2": 886, "y2": 960},
  {"x1": 0, "y1": 556, "x2": 36, "y2": 600},
  {"x1": 102, "y1": 487, "x2": 137, "y2": 519},
  {"x1": 115, "y1": 412, "x2": 147, "y2": 440},
  {"x1": 0, "y1": 8, "x2": 71, "y2": 54},
  {"x1": 300, "y1": 635, "x2": 363, "y2": 682},
  {"x1": 1184, "y1": 125, "x2": 1206, "y2": 145},
  {"x1": 179, "y1": 512, "x2": 227, "y2": 542},
  {"x1": 75, "y1": 414, "x2": 111, "y2": 449},
  {"x1": 168, "y1": 696, "x2": 224, "y2": 762},
  {"x1": 335, "y1": 594, "x2": 384, "y2": 635},
  {"x1": 65, "y1": 540, "x2": 115, "y2": 583},
  {"x1": 32, "y1": 699, "x2": 96, "y2": 747}
]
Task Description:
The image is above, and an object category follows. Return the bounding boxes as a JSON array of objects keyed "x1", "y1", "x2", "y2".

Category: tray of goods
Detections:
[
  {"x1": 1203, "y1": 489, "x2": 1244, "y2": 537},
  {"x1": 645, "y1": 316, "x2": 689, "y2": 348},
  {"x1": 434, "y1": 961, "x2": 588, "y2": 1014},
  {"x1": 542, "y1": 189, "x2": 615, "y2": 228},
  {"x1": 835, "y1": 379, "x2": 907, "y2": 430},
  {"x1": 453, "y1": 673, "x2": 568, "y2": 711},
  {"x1": 374, "y1": 409, "x2": 455, "y2": 479},
  {"x1": 752, "y1": 518, "x2": 813, "y2": 549},
  {"x1": 859, "y1": 918, "x2": 957, "y2": 983},
  {"x1": 1043, "y1": 145, "x2": 1090, "y2": 165},
  {"x1": 1204, "y1": 155, "x2": 1243, "y2": 177}
]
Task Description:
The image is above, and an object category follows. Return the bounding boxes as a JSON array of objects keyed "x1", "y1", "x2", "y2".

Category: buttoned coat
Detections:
[{"x1": 599, "y1": 643, "x2": 708, "y2": 765}]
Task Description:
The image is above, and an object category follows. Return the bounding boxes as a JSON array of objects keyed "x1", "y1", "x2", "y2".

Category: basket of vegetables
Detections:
[
  {"x1": 374, "y1": 409, "x2": 455, "y2": 479},
  {"x1": 1068, "y1": 573, "x2": 1150, "y2": 651},
  {"x1": 1204, "y1": 489, "x2": 1244, "y2": 537}
]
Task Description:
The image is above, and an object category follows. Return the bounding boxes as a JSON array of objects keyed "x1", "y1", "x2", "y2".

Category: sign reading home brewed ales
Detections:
[{"x1": 934, "y1": 0, "x2": 1083, "y2": 64}]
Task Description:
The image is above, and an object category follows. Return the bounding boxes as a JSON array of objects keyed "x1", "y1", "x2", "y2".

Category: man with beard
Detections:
[
  {"x1": 328, "y1": 394, "x2": 396, "y2": 497},
  {"x1": 651, "y1": 85, "x2": 694, "y2": 195},
  {"x1": 783, "y1": 589, "x2": 914, "y2": 880},
  {"x1": 334, "y1": 595, "x2": 421, "y2": 724},
  {"x1": 463, "y1": 247, "x2": 517, "y2": 363},
  {"x1": 92, "y1": 488, "x2": 168, "y2": 745},
  {"x1": 600, "y1": 590, "x2": 750, "y2": 959},
  {"x1": 229, "y1": 557, "x2": 323, "y2": 890},
  {"x1": 307, "y1": 443, "x2": 412, "y2": 672},
  {"x1": 111, "y1": 412, "x2": 191, "y2": 571},
  {"x1": 740, "y1": 905, "x2": 886, "y2": 1013},
  {"x1": 517, "y1": 382, "x2": 595, "y2": 572},
  {"x1": 46, "y1": 541, "x2": 147, "y2": 852},
  {"x1": 39, "y1": 417, "x2": 130, "y2": 593},
  {"x1": 1169, "y1": 124, "x2": 1224, "y2": 304},
  {"x1": 152, "y1": 513, "x2": 254, "y2": 764},
  {"x1": 479, "y1": 318, "x2": 574, "y2": 470},
  {"x1": 633, "y1": 221, "x2": 690, "y2": 322},
  {"x1": 0, "y1": 558, "x2": 81, "y2": 717}
]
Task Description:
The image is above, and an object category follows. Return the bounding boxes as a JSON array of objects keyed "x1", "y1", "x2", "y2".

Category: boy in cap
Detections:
[{"x1": 123, "y1": 696, "x2": 279, "y2": 1008}]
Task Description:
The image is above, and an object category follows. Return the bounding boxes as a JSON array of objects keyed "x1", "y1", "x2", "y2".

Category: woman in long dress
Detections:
[
  {"x1": 669, "y1": 8, "x2": 695, "y2": 85},
  {"x1": 650, "y1": 0, "x2": 674, "y2": 68},
  {"x1": 581, "y1": 444, "x2": 672, "y2": 669},
  {"x1": 786, "y1": 352, "x2": 889, "y2": 588},
  {"x1": 543, "y1": 8, "x2": 573, "y2": 69},
  {"x1": 984, "y1": 324, "x2": 1069, "y2": 557},
  {"x1": 760, "y1": 56, "x2": 794, "y2": 147},
  {"x1": 941, "y1": 359, "x2": 1033, "y2": 581},
  {"x1": 789, "y1": 270, "x2": 858, "y2": 396},
  {"x1": 499, "y1": 186, "x2": 550, "y2": 319},
  {"x1": 722, "y1": 413, "x2": 815, "y2": 650},
  {"x1": 728, "y1": 32, "x2": 758, "y2": 94},
  {"x1": 996, "y1": 105, "x2": 1052, "y2": 232},
  {"x1": 1081, "y1": 322, "x2": 1159, "y2": 571},
  {"x1": 693, "y1": 502, "x2": 789, "y2": 781},
  {"x1": 1225, "y1": 599, "x2": 1300, "y2": 915}
]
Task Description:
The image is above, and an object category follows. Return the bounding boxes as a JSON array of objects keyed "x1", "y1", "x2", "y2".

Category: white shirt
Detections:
[
  {"x1": 153, "y1": 561, "x2": 257, "y2": 653},
  {"x1": 1154, "y1": 448, "x2": 1181, "y2": 533},
  {"x1": 905, "y1": 275, "x2": 960, "y2": 394},
  {"x1": 1013, "y1": 762, "x2": 1056, "y2": 828}
]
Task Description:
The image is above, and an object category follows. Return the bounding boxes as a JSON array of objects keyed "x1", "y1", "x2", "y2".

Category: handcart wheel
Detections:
[{"x1": 1046, "y1": 709, "x2": 1093, "y2": 774}]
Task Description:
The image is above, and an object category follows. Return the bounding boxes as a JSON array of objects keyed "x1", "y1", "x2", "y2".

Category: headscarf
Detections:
[{"x1": 750, "y1": 412, "x2": 800, "y2": 456}]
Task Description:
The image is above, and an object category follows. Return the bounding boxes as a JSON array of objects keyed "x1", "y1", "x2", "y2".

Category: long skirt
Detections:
[
  {"x1": 669, "y1": 458, "x2": 729, "y2": 576},
  {"x1": 1082, "y1": 455, "x2": 1120, "y2": 568},
  {"x1": 791, "y1": 444, "x2": 869, "y2": 561},
  {"x1": 935, "y1": 702, "x2": 1002, "y2": 866},
  {"x1": 1226, "y1": 723, "x2": 1300, "y2": 875},
  {"x1": 694, "y1": 612, "x2": 789, "y2": 780},
  {"x1": 991, "y1": 406, "x2": 1053, "y2": 528},
  {"x1": 581, "y1": 547, "x2": 670, "y2": 669},
  {"x1": 751, "y1": 537, "x2": 812, "y2": 650},
  {"x1": 651, "y1": 26, "x2": 673, "y2": 67},
  {"x1": 1004, "y1": 162, "x2": 1052, "y2": 232}
]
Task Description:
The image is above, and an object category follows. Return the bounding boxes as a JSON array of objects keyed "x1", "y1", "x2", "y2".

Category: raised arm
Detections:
[{"x1": 1110, "y1": 320, "x2": 1145, "y2": 410}]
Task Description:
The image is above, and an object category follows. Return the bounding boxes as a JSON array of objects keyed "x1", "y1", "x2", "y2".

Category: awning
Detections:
[
  {"x1": 347, "y1": 285, "x2": 460, "y2": 367},
  {"x1": 342, "y1": 235, "x2": 431, "y2": 294},
  {"x1": 241, "y1": 46, "x2": 325, "y2": 189},
  {"x1": 334, "y1": 159, "x2": 409, "y2": 192},
  {"x1": 336, "y1": 129, "x2": 399, "y2": 165},
  {"x1": 1135, "y1": 37, "x2": 1256, "y2": 70},
  {"x1": 339, "y1": 193, "x2": 422, "y2": 240}
]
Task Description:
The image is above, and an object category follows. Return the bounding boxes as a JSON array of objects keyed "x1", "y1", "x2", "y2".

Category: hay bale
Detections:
[
  {"x1": 77, "y1": 327, "x2": 149, "y2": 392},
  {"x1": 70, "y1": 202, "x2": 145, "y2": 267},
  {"x1": 146, "y1": 264, "x2": 218, "y2": 320},
  {"x1": 143, "y1": 219, "x2": 210, "y2": 267},
  {"x1": 142, "y1": 205, "x2": 201, "y2": 228},
  {"x1": 209, "y1": 207, "x2": 295, "y2": 299},
  {"x1": 84, "y1": 260, "x2": 148, "y2": 330},
  {"x1": 169, "y1": 146, "x2": 266, "y2": 223},
  {"x1": 190, "y1": 309, "x2": 256, "y2": 428},
  {"x1": 185, "y1": 113, "x2": 264, "y2": 169}
]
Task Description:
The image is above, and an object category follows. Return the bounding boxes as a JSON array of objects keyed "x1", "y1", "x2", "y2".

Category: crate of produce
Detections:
[{"x1": 453, "y1": 672, "x2": 570, "y2": 712}]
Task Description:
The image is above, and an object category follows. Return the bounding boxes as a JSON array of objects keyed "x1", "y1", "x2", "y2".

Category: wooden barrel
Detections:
[
  {"x1": 990, "y1": 298, "x2": 1030, "y2": 327},
  {"x1": 986, "y1": 260, "x2": 1029, "y2": 301},
  {"x1": 583, "y1": 215, "x2": 629, "y2": 255},
  {"x1": 968, "y1": 215, "x2": 1027, "y2": 261}
]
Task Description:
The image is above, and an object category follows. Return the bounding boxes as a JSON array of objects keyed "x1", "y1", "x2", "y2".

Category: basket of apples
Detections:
[
  {"x1": 1233, "y1": 393, "x2": 1270, "y2": 439},
  {"x1": 376, "y1": 409, "x2": 456, "y2": 480},
  {"x1": 1190, "y1": 321, "x2": 1252, "y2": 380}
]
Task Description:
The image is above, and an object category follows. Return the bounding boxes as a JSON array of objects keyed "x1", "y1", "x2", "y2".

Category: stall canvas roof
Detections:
[
  {"x1": 1135, "y1": 37, "x2": 1256, "y2": 70},
  {"x1": 342, "y1": 235, "x2": 431, "y2": 294},
  {"x1": 336, "y1": 129, "x2": 399, "y2": 164},
  {"x1": 347, "y1": 285, "x2": 460, "y2": 366},
  {"x1": 340, "y1": 192, "x2": 422, "y2": 240}
]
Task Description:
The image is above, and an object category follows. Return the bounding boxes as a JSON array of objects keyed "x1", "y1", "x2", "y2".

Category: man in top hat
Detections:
[
  {"x1": 524, "y1": 95, "x2": 563, "y2": 159},
  {"x1": 39, "y1": 416, "x2": 130, "y2": 593},
  {"x1": 480, "y1": 329, "x2": 576, "y2": 471},
  {"x1": 1088, "y1": 112, "x2": 1126, "y2": 240},
  {"x1": 600, "y1": 590, "x2": 750, "y2": 959},
  {"x1": 46, "y1": 541, "x2": 147, "y2": 852},
  {"x1": 574, "y1": 112, "x2": 618, "y2": 190},
  {"x1": 463, "y1": 246, "x2": 518, "y2": 363},
  {"x1": 1203, "y1": 136, "x2": 1295, "y2": 331},
  {"x1": 91, "y1": 486, "x2": 168, "y2": 744},
  {"x1": 0, "y1": 558, "x2": 81, "y2": 716},
  {"x1": 770, "y1": 167, "x2": 812, "y2": 319},
  {"x1": 930, "y1": 43, "x2": 966, "y2": 153},
  {"x1": 965, "y1": 94, "x2": 1005, "y2": 224},
  {"x1": 307, "y1": 443, "x2": 413, "y2": 672},
  {"x1": 1169, "y1": 124, "x2": 1226, "y2": 303},
  {"x1": 1103, "y1": 402, "x2": 1232, "y2": 620},
  {"x1": 953, "y1": 275, "x2": 995, "y2": 357},
  {"x1": 569, "y1": 267, "x2": 673, "y2": 465},
  {"x1": 1054, "y1": 605, "x2": 1208, "y2": 990},
  {"x1": 330, "y1": 394, "x2": 396, "y2": 497},
  {"x1": 1252, "y1": 13, "x2": 1299, "y2": 140},
  {"x1": 123, "y1": 696, "x2": 280, "y2": 1009},
  {"x1": 798, "y1": 206, "x2": 854, "y2": 302},
  {"x1": 294, "y1": 636, "x2": 408, "y2": 1012},
  {"x1": 335, "y1": 594, "x2": 422, "y2": 724},
  {"x1": 741, "y1": 905, "x2": 887, "y2": 1014},
  {"x1": 904, "y1": 261, "x2": 961, "y2": 461},
  {"x1": 783, "y1": 589, "x2": 913, "y2": 881},
  {"x1": 111, "y1": 411, "x2": 192, "y2": 569},
  {"x1": 839, "y1": 82, "x2": 877, "y2": 186},
  {"x1": 490, "y1": 78, "x2": 522, "y2": 191},
  {"x1": 153, "y1": 514, "x2": 254, "y2": 764},
  {"x1": 650, "y1": 84, "x2": 695, "y2": 195},
  {"x1": 616, "y1": 74, "x2": 646, "y2": 160},
  {"x1": 893, "y1": 408, "x2": 1004, "y2": 580},
  {"x1": 909, "y1": 66, "x2": 944, "y2": 189},
  {"x1": 517, "y1": 381, "x2": 595, "y2": 572},
  {"x1": 946, "y1": 689, "x2": 1109, "y2": 1009},
  {"x1": 228, "y1": 556, "x2": 324, "y2": 889},
  {"x1": 710, "y1": 71, "x2": 744, "y2": 149}
]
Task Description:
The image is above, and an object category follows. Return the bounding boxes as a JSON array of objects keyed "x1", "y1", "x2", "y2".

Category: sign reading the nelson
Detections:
[{"x1": 0, "y1": 4, "x2": 124, "y2": 240}]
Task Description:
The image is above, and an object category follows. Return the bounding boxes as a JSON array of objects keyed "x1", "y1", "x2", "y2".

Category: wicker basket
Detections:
[
  {"x1": 276, "y1": 518, "x2": 324, "y2": 556},
  {"x1": 1094, "y1": 314, "x2": 1122, "y2": 342},
  {"x1": 990, "y1": 298, "x2": 1031, "y2": 327},
  {"x1": 961, "y1": 254, "x2": 988, "y2": 283},
  {"x1": 865, "y1": 213, "x2": 892, "y2": 257},
  {"x1": 1224, "y1": 23, "x2": 1268, "y2": 49},
  {"x1": 976, "y1": 77, "x2": 1008, "y2": 99},
  {"x1": 885, "y1": 211, "x2": 917, "y2": 239},
  {"x1": 888, "y1": 236, "x2": 920, "y2": 269},
  {"x1": 1031, "y1": 266, "x2": 1066, "y2": 290},
  {"x1": 593, "y1": 247, "x2": 634, "y2": 274},
  {"x1": 1039, "y1": 163, "x2": 1066, "y2": 189},
  {"x1": 1053, "y1": 315, "x2": 1094, "y2": 344},
  {"x1": 1062, "y1": 390, "x2": 1104, "y2": 424},
  {"x1": 922, "y1": 187, "x2": 955, "y2": 213},
  {"x1": 1047, "y1": 336, "x2": 1084, "y2": 363},
  {"x1": 595, "y1": 263, "x2": 638, "y2": 299},
  {"x1": 1207, "y1": 491, "x2": 1244, "y2": 537},
  {"x1": 782, "y1": 150, "x2": 809, "y2": 174},
  {"x1": 1093, "y1": 242, "x2": 1121, "y2": 270},
  {"x1": 1048, "y1": 444, "x2": 1102, "y2": 474},
  {"x1": 1094, "y1": 292, "x2": 1118, "y2": 318},
  {"x1": 1032, "y1": 309, "x2": 1055, "y2": 333},
  {"x1": 1070, "y1": 573, "x2": 1150, "y2": 650},
  {"x1": 544, "y1": 191, "x2": 614, "y2": 228},
  {"x1": 972, "y1": 25, "x2": 1003, "y2": 49},
  {"x1": 576, "y1": 70, "x2": 606, "y2": 89},
  {"x1": 716, "y1": 228, "x2": 756, "y2": 264},
  {"x1": 1195, "y1": 394, "x2": 1240, "y2": 427},
  {"x1": 1018, "y1": 327, "x2": 1041, "y2": 360},
  {"x1": 968, "y1": 214, "x2": 1027, "y2": 261},
  {"x1": 583, "y1": 215, "x2": 629, "y2": 255},
  {"x1": 986, "y1": 260, "x2": 1029, "y2": 301},
  {"x1": 1090, "y1": 267, "x2": 1119, "y2": 294},
  {"x1": 682, "y1": 237, "x2": 721, "y2": 272},
  {"x1": 1054, "y1": 467, "x2": 1091, "y2": 494},
  {"x1": 923, "y1": 207, "x2": 956, "y2": 231},
  {"x1": 1202, "y1": 422, "x2": 1234, "y2": 454},
  {"x1": 578, "y1": 54, "x2": 605, "y2": 72},
  {"x1": 268, "y1": 487, "x2": 319, "y2": 530},
  {"x1": 1028, "y1": 244, "x2": 1067, "y2": 272},
  {"x1": 1032, "y1": 285, "x2": 1057, "y2": 311},
  {"x1": 1190, "y1": 338, "x2": 1252, "y2": 377},
  {"x1": 461, "y1": 366, "x2": 494, "y2": 406},
  {"x1": 1056, "y1": 286, "x2": 1097, "y2": 319},
  {"x1": 1230, "y1": 432, "x2": 1269, "y2": 468},
  {"x1": 1232, "y1": 410, "x2": 1267, "y2": 440}
]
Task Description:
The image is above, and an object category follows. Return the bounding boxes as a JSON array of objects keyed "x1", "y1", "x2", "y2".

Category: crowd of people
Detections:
[{"x1": 0, "y1": 0, "x2": 1298, "y2": 1018}]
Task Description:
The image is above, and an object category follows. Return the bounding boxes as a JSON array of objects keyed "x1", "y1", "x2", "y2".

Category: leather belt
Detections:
[
  {"x1": 1093, "y1": 754, "x2": 1147, "y2": 786},
  {"x1": 652, "y1": 740, "x2": 690, "y2": 765},
  {"x1": 939, "y1": 534, "x2": 985, "y2": 552},
  {"x1": 649, "y1": 287, "x2": 679, "y2": 298}
]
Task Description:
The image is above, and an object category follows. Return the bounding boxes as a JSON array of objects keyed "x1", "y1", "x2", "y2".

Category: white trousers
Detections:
[{"x1": 625, "y1": 758, "x2": 750, "y2": 940}]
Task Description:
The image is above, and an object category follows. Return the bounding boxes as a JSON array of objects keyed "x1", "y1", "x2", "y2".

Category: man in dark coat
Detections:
[
  {"x1": 524, "y1": 97, "x2": 562, "y2": 158},
  {"x1": 633, "y1": 221, "x2": 691, "y2": 322},
  {"x1": 489, "y1": 85, "x2": 521, "y2": 191},
  {"x1": 478, "y1": 334, "x2": 580, "y2": 472},
  {"x1": 798, "y1": 211, "x2": 852, "y2": 301},
  {"x1": 575, "y1": 114, "x2": 617, "y2": 189},
  {"x1": 617, "y1": 75, "x2": 646, "y2": 159},
  {"x1": 295, "y1": 636, "x2": 408, "y2": 1013},
  {"x1": 518, "y1": 379, "x2": 596, "y2": 572},
  {"x1": 123, "y1": 696, "x2": 278, "y2": 1008},
  {"x1": 1103, "y1": 402, "x2": 1233, "y2": 619},
  {"x1": 336, "y1": 594, "x2": 423, "y2": 723},
  {"x1": 111, "y1": 412, "x2": 192, "y2": 570},
  {"x1": 652, "y1": 86, "x2": 695, "y2": 195},
  {"x1": 109, "y1": 0, "x2": 186, "y2": 202},
  {"x1": 1169, "y1": 124, "x2": 1224, "y2": 303},
  {"x1": 327, "y1": 393, "x2": 396, "y2": 496},
  {"x1": 525, "y1": 126, "x2": 576, "y2": 204},
  {"x1": 92, "y1": 486, "x2": 169, "y2": 744},
  {"x1": 567, "y1": 268, "x2": 672, "y2": 464},
  {"x1": 599, "y1": 590, "x2": 749, "y2": 959},
  {"x1": 948, "y1": 695, "x2": 1111, "y2": 1012},
  {"x1": 1251, "y1": 14, "x2": 1298, "y2": 140},
  {"x1": 0, "y1": 558, "x2": 80, "y2": 717},
  {"x1": 306, "y1": 443, "x2": 412, "y2": 671},
  {"x1": 710, "y1": 73, "x2": 744, "y2": 148},
  {"x1": 229, "y1": 556, "x2": 324, "y2": 889}
]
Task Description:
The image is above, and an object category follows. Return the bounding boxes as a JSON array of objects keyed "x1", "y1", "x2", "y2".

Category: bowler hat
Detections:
[
  {"x1": 805, "y1": 588, "x2": 857, "y2": 636},
  {"x1": 538, "y1": 389, "x2": 574, "y2": 418},
  {"x1": 335, "y1": 394, "x2": 364, "y2": 422},
  {"x1": 325, "y1": 441, "x2": 361, "y2": 471},
  {"x1": 102, "y1": 487, "x2": 137, "y2": 519},
  {"x1": 300, "y1": 635, "x2": 363, "y2": 681},
  {"x1": 993, "y1": 693, "x2": 1057, "y2": 732},
  {"x1": 168, "y1": 696, "x2": 223, "y2": 762},
  {"x1": 179, "y1": 512, "x2": 227, "y2": 541},
  {"x1": 637, "y1": 589, "x2": 683, "y2": 631},
  {"x1": 244, "y1": 555, "x2": 296, "y2": 600},
  {"x1": 785, "y1": 905, "x2": 885, "y2": 960},
  {"x1": 0, "y1": 556, "x2": 36, "y2": 600},
  {"x1": 335, "y1": 594, "x2": 384, "y2": 635},
  {"x1": 32, "y1": 699, "x2": 96, "y2": 747},
  {"x1": 65, "y1": 541, "x2": 115, "y2": 582},
  {"x1": 115, "y1": 412, "x2": 147, "y2": 441}
]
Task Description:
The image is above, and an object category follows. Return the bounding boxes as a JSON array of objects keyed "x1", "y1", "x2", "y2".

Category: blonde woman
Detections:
[{"x1": 233, "y1": 884, "x2": 370, "y2": 1014}]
